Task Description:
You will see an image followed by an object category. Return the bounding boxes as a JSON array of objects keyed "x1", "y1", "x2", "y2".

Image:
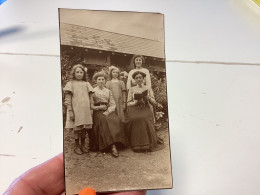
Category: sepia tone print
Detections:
[{"x1": 59, "y1": 8, "x2": 172, "y2": 194}]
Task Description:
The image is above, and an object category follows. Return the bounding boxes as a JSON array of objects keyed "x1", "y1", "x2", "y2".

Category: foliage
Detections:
[
  {"x1": 150, "y1": 73, "x2": 168, "y2": 123},
  {"x1": 155, "y1": 111, "x2": 165, "y2": 120},
  {"x1": 61, "y1": 48, "x2": 85, "y2": 87}
]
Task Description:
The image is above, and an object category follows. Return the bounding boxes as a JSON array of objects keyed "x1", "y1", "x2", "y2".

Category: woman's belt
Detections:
[{"x1": 94, "y1": 102, "x2": 108, "y2": 106}]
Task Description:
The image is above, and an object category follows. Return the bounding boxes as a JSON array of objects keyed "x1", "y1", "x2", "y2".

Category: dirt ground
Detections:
[{"x1": 64, "y1": 126, "x2": 172, "y2": 195}]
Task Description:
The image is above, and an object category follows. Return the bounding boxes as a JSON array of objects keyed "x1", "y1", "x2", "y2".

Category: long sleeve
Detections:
[
  {"x1": 63, "y1": 81, "x2": 73, "y2": 111},
  {"x1": 86, "y1": 82, "x2": 94, "y2": 93},
  {"x1": 144, "y1": 69, "x2": 151, "y2": 89},
  {"x1": 126, "y1": 70, "x2": 133, "y2": 90},
  {"x1": 148, "y1": 88, "x2": 157, "y2": 106},
  {"x1": 107, "y1": 90, "x2": 116, "y2": 113},
  {"x1": 89, "y1": 93, "x2": 94, "y2": 115},
  {"x1": 90, "y1": 93, "x2": 95, "y2": 109},
  {"x1": 127, "y1": 88, "x2": 136, "y2": 106},
  {"x1": 64, "y1": 92, "x2": 72, "y2": 110},
  {"x1": 120, "y1": 81, "x2": 127, "y2": 103}
]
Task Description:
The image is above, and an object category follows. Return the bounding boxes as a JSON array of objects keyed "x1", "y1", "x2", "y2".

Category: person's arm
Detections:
[
  {"x1": 86, "y1": 83, "x2": 95, "y2": 115},
  {"x1": 86, "y1": 82, "x2": 94, "y2": 93},
  {"x1": 147, "y1": 88, "x2": 163, "y2": 108},
  {"x1": 126, "y1": 70, "x2": 132, "y2": 90},
  {"x1": 121, "y1": 81, "x2": 127, "y2": 110},
  {"x1": 89, "y1": 93, "x2": 94, "y2": 116},
  {"x1": 63, "y1": 81, "x2": 74, "y2": 109},
  {"x1": 64, "y1": 92, "x2": 72, "y2": 108},
  {"x1": 122, "y1": 90, "x2": 126, "y2": 110},
  {"x1": 127, "y1": 88, "x2": 137, "y2": 107},
  {"x1": 64, "y1": 92, "x2": 74, "y2": 121},
  {"x1": 145, "y1": 69, "x2": 151, "y2": 89},
  {"x1": 147, "y1": 88, "x2": 157, "y2": 105},
  {"x1": 103, "y1": 90, "x2": 116, "y2": 115}
]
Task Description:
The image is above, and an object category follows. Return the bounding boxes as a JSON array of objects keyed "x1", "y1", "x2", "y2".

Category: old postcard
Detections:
[{"x1": 59, "y1": 8, "x2": 172, "y2": 194}]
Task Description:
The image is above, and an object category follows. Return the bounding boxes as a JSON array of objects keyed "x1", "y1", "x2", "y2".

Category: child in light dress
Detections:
[
  {"x1": 63, "y1": 64, "x2": 94, "y2": 155},
  {"x1": 106, "y1": 66, "x2": 127, "y2": 122}
]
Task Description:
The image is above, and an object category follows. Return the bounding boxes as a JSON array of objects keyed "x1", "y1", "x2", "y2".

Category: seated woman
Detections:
[
  {"x1": 125, "y1": 71, "x2": 163, "y2": 152},
  {"x1": 90, "y1": 71, "x2": 126, "y2": 157}
]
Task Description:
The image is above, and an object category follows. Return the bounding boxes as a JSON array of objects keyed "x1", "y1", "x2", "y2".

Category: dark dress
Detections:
[
  {"x1": 91, "y1": 87, "x2": 125, "y2": 151},
  {"x1": 125, "y1": 85, "x2": 158, "y2": 151}
]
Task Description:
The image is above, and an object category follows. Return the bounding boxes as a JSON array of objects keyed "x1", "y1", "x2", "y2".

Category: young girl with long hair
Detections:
[
  {"x1": 106, "y1": 66, "x2": 126, "y2": 122},
  {"x1": 63, "y1": 64, "x2": 93, "y2": 155}
]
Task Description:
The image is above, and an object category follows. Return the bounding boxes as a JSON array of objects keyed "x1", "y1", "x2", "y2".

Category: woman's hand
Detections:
[
  {"x1": 99, "y1": 105, "x2": 107, "y2": 110},
  {"x1": 133, "y1": 100, "x2": 138, "y2": 105},
  {"x1": 102, "y1": 111, "x2": 110, "y2": 116}
]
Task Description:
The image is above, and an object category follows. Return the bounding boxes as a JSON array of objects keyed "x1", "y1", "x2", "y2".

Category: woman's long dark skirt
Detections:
[
  {"x1": 92, "y1": 110, "x2": 125, "y2": 151},
  {"x1": 125, "y1": 105, "x2": 157, "y2": 151}
]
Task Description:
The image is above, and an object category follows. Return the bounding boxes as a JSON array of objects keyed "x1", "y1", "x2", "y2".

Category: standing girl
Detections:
[
  {"x1": 63, "y1": 64, "x2": 93, "y2": 155},
  {"x1": 106, "y1": 66, "x2": 127, "y2": 122},
  {"x1": 126, "y1": 55, "x2": 151, "y2": 90}
]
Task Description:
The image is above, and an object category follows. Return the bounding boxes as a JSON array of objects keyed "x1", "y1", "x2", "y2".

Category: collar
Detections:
[
  {"x1": 111, "y1": 78, "x2": 119, "y2": 82},
  {"x1": 137, "y1": 84, "x2": 143, "y2": 88},
  {"x1": 96, "y1": 86, "x2": 106, "y2": 91}
]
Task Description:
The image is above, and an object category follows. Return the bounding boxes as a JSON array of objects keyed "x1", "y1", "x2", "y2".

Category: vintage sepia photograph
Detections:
[{"x1": 59, "y1": 8, "x2": 172, "y2": 194}]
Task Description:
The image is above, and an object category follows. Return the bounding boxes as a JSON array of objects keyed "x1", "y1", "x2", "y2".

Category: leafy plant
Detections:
[
  {"x1": 150, "y1": 73, "x2": 168, "y2": 122},
  {"x1": 155, "y1": 111, "x2": 165, "y2": 120}
]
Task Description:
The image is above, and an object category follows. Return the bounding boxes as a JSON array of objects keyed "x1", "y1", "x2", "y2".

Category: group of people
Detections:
[{"x1": 64, "y1": 55, "x2": 163, "y2": 158}]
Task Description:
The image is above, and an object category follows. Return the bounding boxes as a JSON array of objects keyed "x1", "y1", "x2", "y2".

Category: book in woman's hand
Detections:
[{"x1": 134, "y1": 90, "x2": 148, "y2": 100}]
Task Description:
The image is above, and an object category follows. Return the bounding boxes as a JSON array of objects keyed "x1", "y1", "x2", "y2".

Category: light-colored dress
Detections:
[
  {"x1": 63, "y1": 80, "x2": 93, "y2": 129},
  {"x1": 126, "y1": 68, "x2": 151, "y2": 90},
  {"x1": 106, "y1": 79, "x2": 126, "y2": 122},
  {"x1": 91, "y1": 87, "x2": 126, "y2": 151}
]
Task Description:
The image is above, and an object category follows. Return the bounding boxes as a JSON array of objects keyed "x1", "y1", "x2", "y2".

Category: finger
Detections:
[{"x1": 4, "y1": 153, "x2": 64, "y2": 195}]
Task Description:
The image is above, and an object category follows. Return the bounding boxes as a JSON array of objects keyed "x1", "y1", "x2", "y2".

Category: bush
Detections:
[
  {"x1": 151, "y1": 73, "x2": 168, "y2": 123},
  {"x1": 61, "y1": 48, "x2": 84, "y2": 87}
]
